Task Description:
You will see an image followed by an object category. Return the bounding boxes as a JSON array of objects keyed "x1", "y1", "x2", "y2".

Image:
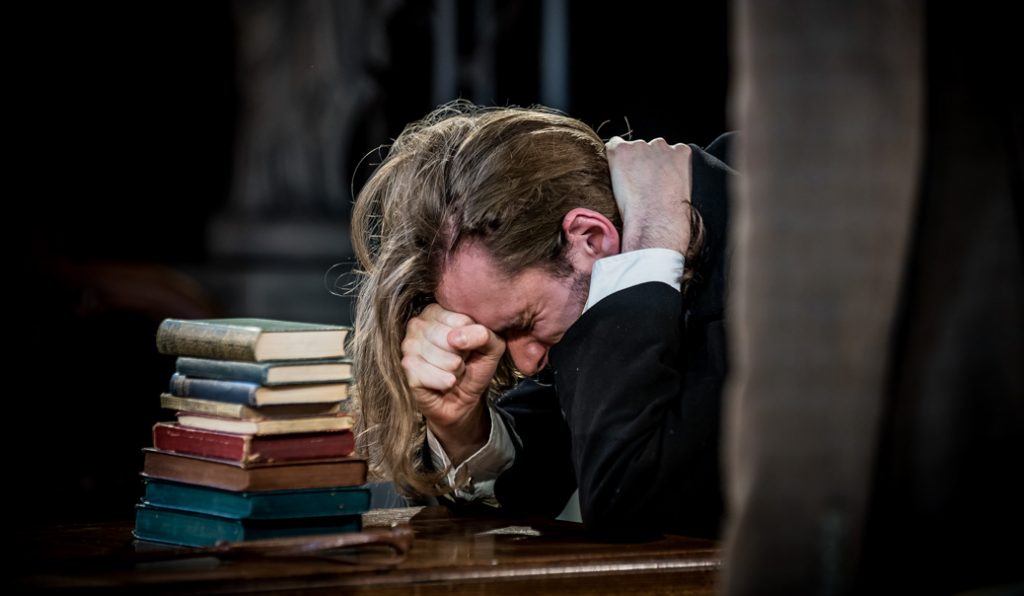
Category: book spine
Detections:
[
  {"x1": 142, "y1": 480, "x2": 372, "y2": 519},
  {"x1": 176, "y1": 358, "x2": 269, "y2": 385},
  {"x1": 160, "y1": 393, "x2": 250, "y2": 419},
  {"x1": 152, "y1": 423, "x2": 250, "y2": 461},
  {"x1": 143, "y1": 480, "x2": 253, "y2": 518},
  {"x1": 169, "y1": 373, "x2": 259, "y2": 406},
  {"x1": 156, "y1": 319, "x2": 260, "y2": 361},
  {"x1": 143, "y1": 450, "x2": 369, "y2": 490},
  {"x1": 134, "y1": 505, "x2": 363, "y2": 547},
  {"x1": 134, "y1": 504, "x2": 244, "y2": 547},
  {"x1": 144, "y1": 451, "x2": 249, "y2": 490}
]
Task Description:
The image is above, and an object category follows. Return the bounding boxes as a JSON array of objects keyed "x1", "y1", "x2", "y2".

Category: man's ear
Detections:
[{"x1": 561, "y1": 208, "x2": 621, "y2": 270}]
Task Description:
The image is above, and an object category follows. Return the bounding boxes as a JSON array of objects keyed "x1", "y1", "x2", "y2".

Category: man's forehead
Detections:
[
  {"x1": 434, "y1": 243, "x2": 505, "y2": 309},
  {"x1": 435, "y1": 243, "x2": 516, "y2": 319}
]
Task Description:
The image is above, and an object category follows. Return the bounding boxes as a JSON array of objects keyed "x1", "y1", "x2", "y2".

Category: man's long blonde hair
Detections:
[{"x1": 350, "y1": 101, "x2": 699, "y2": 496}]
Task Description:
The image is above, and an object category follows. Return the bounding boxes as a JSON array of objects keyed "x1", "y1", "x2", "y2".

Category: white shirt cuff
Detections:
[
  {"x1": 425, "y1": 405, "x2": 515, "y2": 505},
  {"x1": 584, "y1": 248, "x2": 685, "y2": 312}
]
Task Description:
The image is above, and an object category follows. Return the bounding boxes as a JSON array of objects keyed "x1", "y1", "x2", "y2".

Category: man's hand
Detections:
[
  {"x1": 401, "y1": 304, "x2": 506, "y2": 465},
  {"x1": 605, "y1": 137, "x2": 694, "y2": 254}
]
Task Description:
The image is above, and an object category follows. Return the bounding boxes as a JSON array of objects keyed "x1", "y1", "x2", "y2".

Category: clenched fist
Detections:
[
  {"x1": 401, "y1": 303, "x2": 506, "y2": 464},
  {"x1": 605, "y1": 136, "x2": 694, "y2": 255}
]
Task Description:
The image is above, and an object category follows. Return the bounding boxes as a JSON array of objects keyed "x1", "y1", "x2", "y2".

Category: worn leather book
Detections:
[
  {"x1": 151, "y1": 421, "x2": 356, "y2": 464},
  {"x1": 152, "y1": 422, "x2": 356, "y2": 463},
  {"x1": 141, "y1": 448, "x2": 368, "y2": 491},
  {"x1": 156, "y1": 318, "x2": 350, "y2": 362}
]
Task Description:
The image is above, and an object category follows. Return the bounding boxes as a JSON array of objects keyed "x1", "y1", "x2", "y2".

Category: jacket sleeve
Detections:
[
  {"x1": 491, "y1": 377, "x2": 578, "y2": 518},
  {"x1": 549, "y1": 282, "x2": 724, "y2": 540}
]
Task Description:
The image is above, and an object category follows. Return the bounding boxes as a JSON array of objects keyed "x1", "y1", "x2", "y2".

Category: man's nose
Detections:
[{"x1": 508, "y1": 338, "x2": 548, "y2": 376}]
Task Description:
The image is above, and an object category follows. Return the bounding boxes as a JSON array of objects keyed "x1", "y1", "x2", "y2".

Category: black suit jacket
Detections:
[{"x1": 492, "y1": 134, "x2": 737, "y2": 540}]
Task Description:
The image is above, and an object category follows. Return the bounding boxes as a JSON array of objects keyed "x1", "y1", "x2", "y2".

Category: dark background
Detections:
[{"x1": 17, "y1": 1, "x2": 729, "y2": 523}]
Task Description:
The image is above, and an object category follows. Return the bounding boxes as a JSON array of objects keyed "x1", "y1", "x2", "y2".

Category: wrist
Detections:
[
  {"x1": 427, "y1": 402, "x2": 490, "y2": 466},
  {"x1": 623, "y1": 229, "x2": 691, "y2": 255},
  {"x1": 622, "y1": 204, "x2": 693, "y2": 254}
]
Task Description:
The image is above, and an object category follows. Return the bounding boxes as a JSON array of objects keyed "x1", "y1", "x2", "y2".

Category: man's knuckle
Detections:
[
  {"x1": 427, "y1": 325, "x2": 449, "y2": 346},
  {"x1": 400, "y1": 337, "x2": 417, "y2": 355},
  {"x1": 444, "y1": 352, "x2": 463, "y2": 370},
  {"x1": 444, "y1": 313, "x2": 470, "y2": 327}
]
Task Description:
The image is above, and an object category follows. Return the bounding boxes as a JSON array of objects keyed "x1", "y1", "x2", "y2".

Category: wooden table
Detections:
[{"x1": 14, "y1": 506, "x2": 720, "y2": 594}]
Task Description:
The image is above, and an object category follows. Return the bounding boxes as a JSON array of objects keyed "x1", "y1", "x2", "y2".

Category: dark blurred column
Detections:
[
  {"x1": 201, "y1": 0, "x2": 399, "y2": 324},
  {"x1": 470, "y1": 0, "x2": 497, "y2": 105},
  {"x1": 432, "y1": 0, "x2": 499, "y2": 107},
  {"x1": 723, "y1": 1, "x2": 922, "y2": 593},
  {"x1": 540, "y1": 0, "x2": 568, "y2": 111},
  {"x1": 432, "y1": 0, "x2": 457, "y2": 105},
  {"x1": 858, "y1": 2, "x2": 1024, "y2": 591},
  {"x1": 725, "y1": 0, "x2": 1024, "y2": 593}
]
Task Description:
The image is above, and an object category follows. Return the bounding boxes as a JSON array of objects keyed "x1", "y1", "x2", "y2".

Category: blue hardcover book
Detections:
[
  {"x1": 168, "y1": 372, "x2": 348, "y2": 406},
  {"x1": 133, "y1": 503, "x2": 362, "y2": 547},
  {"x1": 141, "y1": 479, "x2": 371, "y2": 520},
  {"x1": 175, "y1": 357, "x2": 352, "y2": 386}
]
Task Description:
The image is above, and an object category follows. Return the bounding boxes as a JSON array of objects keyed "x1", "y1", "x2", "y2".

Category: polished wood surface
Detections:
[{"x1": 15, "y1": 506, "x2": 720, "y2": 594}]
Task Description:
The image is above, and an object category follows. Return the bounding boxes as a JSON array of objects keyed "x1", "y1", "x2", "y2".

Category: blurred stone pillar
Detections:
[{"x1": 201, "y1": 0, "x2": 398, "y2": 324}]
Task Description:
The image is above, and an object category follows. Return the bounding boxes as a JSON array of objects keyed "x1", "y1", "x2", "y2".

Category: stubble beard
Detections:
[{"x1": 569, "y1": 270, "x2": 592, "y2": 319}]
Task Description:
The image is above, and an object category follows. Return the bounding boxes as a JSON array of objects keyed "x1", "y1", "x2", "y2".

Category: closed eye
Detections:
[{"x1": 499, "y1": 320, "x2": 534, "y2": 339}]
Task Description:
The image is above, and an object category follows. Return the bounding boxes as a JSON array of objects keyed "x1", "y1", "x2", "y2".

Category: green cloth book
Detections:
[
  {"x1": 141, "y1": 479, "x2": 370, "y2": 519},
  {"x1": 160, "y1": 393, "x2": 347, "y2": 420},
  {"x1": 156, "y1": 318, "x2": 351, "y2": 362},
  {"x1": 133, "y1": 503, "x2": 362, "y2": 547}
]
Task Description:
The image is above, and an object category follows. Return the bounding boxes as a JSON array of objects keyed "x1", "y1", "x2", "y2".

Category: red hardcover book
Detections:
[
  {"x1": 141, "y1": 449, "x2": 368, "y2": 491},
  {"x1": 152, "y1": 422, "x2": 355, "y2": 464}
]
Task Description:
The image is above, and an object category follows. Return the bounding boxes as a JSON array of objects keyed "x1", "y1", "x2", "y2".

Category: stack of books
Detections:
[{"x1": 133, "y1": 318, "x2": 370, "y2": 547}]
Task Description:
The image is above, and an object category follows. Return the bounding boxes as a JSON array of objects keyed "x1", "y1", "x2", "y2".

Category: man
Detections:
[{"x1": 351, "y1": 102, "x2": 735, "y2": 539}]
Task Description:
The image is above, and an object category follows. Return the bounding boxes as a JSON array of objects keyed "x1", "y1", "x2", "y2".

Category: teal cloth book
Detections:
[
  {"x1": 141, "y1": 479, "x2": 371, "y2": 520},
  {"x1": 133, "y1": 503, "x2": 362, "y2": 547},
  {"x1": 175, "y1": 357, "x2": 353, "y2": 386}
]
